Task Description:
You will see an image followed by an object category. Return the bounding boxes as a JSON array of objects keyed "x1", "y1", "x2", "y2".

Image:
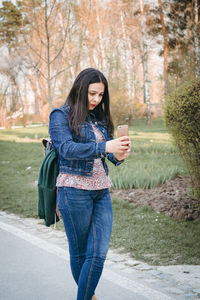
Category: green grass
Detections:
[
  {"x1": 129, "y1": 118, "x2": 167, "y2": 133},
  {"x1": 109, "y1": 153, "x2": 186, "y2": 189},
  {"x1": 0, "y1": 125, "x2": 49, "y2": 141},
  {"x1": 0, "y1": 125, "x2": 48, "y2": 217},
  {"x1": 0, "y1": 121, "x2": 199, "y2": 265},
  {"x1": 111, "y1": 198, "x2": 200, "y2": 265},
  {"x1": 0, "y1": 140, "x2": 42, "y2": 217},
  {"x1": 109, "y1": 119, "x2": 187, "y2": 189},
  {"x1": 110, "y1": 154, "x2": 185, "y2": 189}
]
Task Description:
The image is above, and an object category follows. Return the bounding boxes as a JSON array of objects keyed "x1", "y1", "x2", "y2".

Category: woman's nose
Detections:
[{"x1": 94, "y1": 95, "x2": 100, "y2": 102}]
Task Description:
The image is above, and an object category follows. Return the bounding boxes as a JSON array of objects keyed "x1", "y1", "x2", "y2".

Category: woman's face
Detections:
[{"x1": 88, "y1": 82, "x2": 105, "y2": 110}]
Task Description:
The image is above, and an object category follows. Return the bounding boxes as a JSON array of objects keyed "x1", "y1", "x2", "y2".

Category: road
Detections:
[{"x1": 0, "y1": 211, "x2": 199, "y2": 300}]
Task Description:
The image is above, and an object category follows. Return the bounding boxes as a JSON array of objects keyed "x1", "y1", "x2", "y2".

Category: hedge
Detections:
[{"x1": 164, "y1": 78, "x2": 200, "y2": 199}]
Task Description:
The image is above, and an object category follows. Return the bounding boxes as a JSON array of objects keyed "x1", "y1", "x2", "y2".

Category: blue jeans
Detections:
[{"x1": 57, "y1": 187, "x2": 113, "y2": 300}]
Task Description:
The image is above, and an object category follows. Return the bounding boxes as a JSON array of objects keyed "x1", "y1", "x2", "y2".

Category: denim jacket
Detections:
[{"x1": 49, "y1": 105, "x2": 123, "y2": 177}]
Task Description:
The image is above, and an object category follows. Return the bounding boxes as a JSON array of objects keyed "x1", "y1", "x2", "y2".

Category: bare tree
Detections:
[
  {"x1": 140, "y1": 0, "x2": 151, "y2": 125},
  {"x1": 95, "y1": 3, "x2": 107, "y2": 72},
  {"x1": 158, "y1": 0, "x2": 169, "y2": 95},
  {"x1": 0, "y1": 55, "x2": 24, "y2": 112},
  {"x1": 120, "y1": 8, "x2": 133, "y2": 123},
  {"x1": 18, "y1": 0, "x2": 73, "y2": 116},
  {"x1": 0, "y1": 0, "x2": 170, "y2": 123}
]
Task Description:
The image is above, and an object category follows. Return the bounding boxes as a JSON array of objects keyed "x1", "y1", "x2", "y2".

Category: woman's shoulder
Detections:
[{"x1": 50, "y1": 104, "x2": 70, "y2": 117}]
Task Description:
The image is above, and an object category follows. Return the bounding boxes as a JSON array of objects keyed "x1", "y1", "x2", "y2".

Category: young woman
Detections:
[{"x1": 49, "y1": 68, "x2": 131, "y2": 300}]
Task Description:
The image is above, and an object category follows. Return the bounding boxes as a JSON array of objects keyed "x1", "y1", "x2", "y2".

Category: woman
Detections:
[{"x1": 49, "y1": 68, "x2": 130, "y2": 300}]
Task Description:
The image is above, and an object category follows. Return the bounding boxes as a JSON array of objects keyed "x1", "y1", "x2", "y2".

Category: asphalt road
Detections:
[
  {"x1": 1, "y1": 212, "x2": 199, "y2": 300},
  {"x1": 0, "y1": 229, "x2": 146, "y2": 300}
]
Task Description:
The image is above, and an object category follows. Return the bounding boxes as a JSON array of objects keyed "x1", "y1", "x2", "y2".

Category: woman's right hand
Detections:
[{"x1": 106, "y1": 136, "x2": 130, "y2": 154}]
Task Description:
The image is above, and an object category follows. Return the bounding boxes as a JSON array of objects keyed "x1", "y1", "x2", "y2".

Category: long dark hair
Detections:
[{"x1": 65, "y1": 68, "x2": 114, "y2": 136}]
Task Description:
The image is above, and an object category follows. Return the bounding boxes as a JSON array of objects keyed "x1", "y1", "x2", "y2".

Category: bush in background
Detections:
[
  {"x1": 110, "y1": 88, "x2": 130, "y2": 125},
  {"x1": 164, "y1": 78, "x2": 200, "y2": 199},
  {"x1": 110, "y1": 85, "x2": 146, "y2": 125}
]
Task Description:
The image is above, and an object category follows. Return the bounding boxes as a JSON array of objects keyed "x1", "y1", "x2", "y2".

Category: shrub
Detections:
[
  {"x1": 110, "y1": 89, "x2": 130, "y2": 125},
  {"x1": 164, "y1": 78, "x2": 200, "y2": 198},
  {"x1": 110, "y1": 90, "x2": 146, "y2": 125},
  {"x1": 132, "y1": 102, "x2": 146, "y2": 120}
]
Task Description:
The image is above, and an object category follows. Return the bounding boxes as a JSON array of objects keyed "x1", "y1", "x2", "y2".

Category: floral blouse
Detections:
[{"x1": 56, "y1": 124, "x2": 112, "y2": 190}]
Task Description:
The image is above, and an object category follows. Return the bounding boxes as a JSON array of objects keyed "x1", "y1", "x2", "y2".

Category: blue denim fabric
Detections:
[
  {"x1": 49, "y1": 105, "x2": 123, "y2": 177},
  {"x1": 57, "y1": 187, "x2": 113, "y2": 300}
]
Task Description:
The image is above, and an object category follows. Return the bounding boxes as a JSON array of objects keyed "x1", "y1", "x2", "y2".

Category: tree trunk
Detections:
[
  {"x1": 95, "y1": 0, "x2": 106, "y2": 72},
  {"x1": 45, "y1": 0, "x2": 52, "y2": 112},
  {"x1": 120, "y1": 9, "x2": 132, "y2": 124},
  {"x1": 158, "y1": 0, "x2": 169, "y2": 95},
  {"x1": 193, "y1": 0, "x2": 200, "y2": 78},
  {"x1": 140, "y1": 0, "x2": 151, "y2": 125},
  {"x1": 26, "y1": 74, "x2": 47, "y2": 122}
]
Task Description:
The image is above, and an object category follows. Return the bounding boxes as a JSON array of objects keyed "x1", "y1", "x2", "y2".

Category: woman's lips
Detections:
[{"x1": 90, "y1": 104, "x2": 96, "y2": 108}]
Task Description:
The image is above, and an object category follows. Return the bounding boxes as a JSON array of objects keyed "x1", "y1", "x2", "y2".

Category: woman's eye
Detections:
[{"x1": 89, "y1": 92, "x2": 104, "y2": 97}]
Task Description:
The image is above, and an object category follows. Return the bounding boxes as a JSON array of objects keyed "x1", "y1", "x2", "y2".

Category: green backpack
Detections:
[{"x1": 38, "y1": 140, "x2": 60, "y2": 226}]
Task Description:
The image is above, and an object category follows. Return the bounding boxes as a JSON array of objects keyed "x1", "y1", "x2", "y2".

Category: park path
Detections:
[{"x1": 0, "y1": 211, "x2": 199, "y2": 300}]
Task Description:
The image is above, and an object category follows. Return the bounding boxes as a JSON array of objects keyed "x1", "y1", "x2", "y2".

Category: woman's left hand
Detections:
[
  {"x1": 56, "y1": 204, "x2": 62, "y2": 219},
  {"x1": 114, "y1": 139, "x2": 131, "y2": 161}
]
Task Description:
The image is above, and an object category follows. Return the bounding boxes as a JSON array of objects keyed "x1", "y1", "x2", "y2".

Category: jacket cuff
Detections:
[
  {"x1": 107, "y1": 153, "x2": 124, "y2": 166},
  {"x1": 113, "y1": 156, "x2": 124, "y2": 166},
  {"x1": 96, "y1": 141, "x2": 106, "y2": 158}
]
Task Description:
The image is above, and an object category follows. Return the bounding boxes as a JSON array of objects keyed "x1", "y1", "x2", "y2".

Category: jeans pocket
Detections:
[
  {"x1": 57, "y1": 187, "x2": 69, "y2": 210},
  {"x1": 57, "y1": 187, "x2": 66, "y2": 210}
]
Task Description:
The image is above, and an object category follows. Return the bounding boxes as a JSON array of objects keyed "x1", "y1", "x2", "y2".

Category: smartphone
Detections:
[{"x1": 117, "y1": 125, "x2": 129, "y2": 137}]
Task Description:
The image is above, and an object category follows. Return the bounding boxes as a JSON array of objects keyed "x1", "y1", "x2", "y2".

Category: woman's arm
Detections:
[{"x1": 49, "y1": 109, "x2": 106, "y2": 160}]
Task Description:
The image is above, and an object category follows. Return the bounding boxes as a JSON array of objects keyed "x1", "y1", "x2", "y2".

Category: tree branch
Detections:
[
  {"x1": 50, "y1": 64, "x2": 74, "y2": 80},
  {"x1": 32, "y1": 0, "x2": 48, "y2": 48}
]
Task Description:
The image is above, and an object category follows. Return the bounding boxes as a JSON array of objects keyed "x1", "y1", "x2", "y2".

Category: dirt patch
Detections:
[{"x1": 110, "y1": 176, "x2": 200, "y2": 221}]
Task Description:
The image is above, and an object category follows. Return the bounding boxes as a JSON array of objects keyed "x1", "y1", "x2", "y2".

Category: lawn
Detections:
[
  {"x1": 0, "y1": 120, "x2": 199, "y2": 265},
  {"x1": 109, "y1": 119, "x2": 187, "y2": 189}
]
